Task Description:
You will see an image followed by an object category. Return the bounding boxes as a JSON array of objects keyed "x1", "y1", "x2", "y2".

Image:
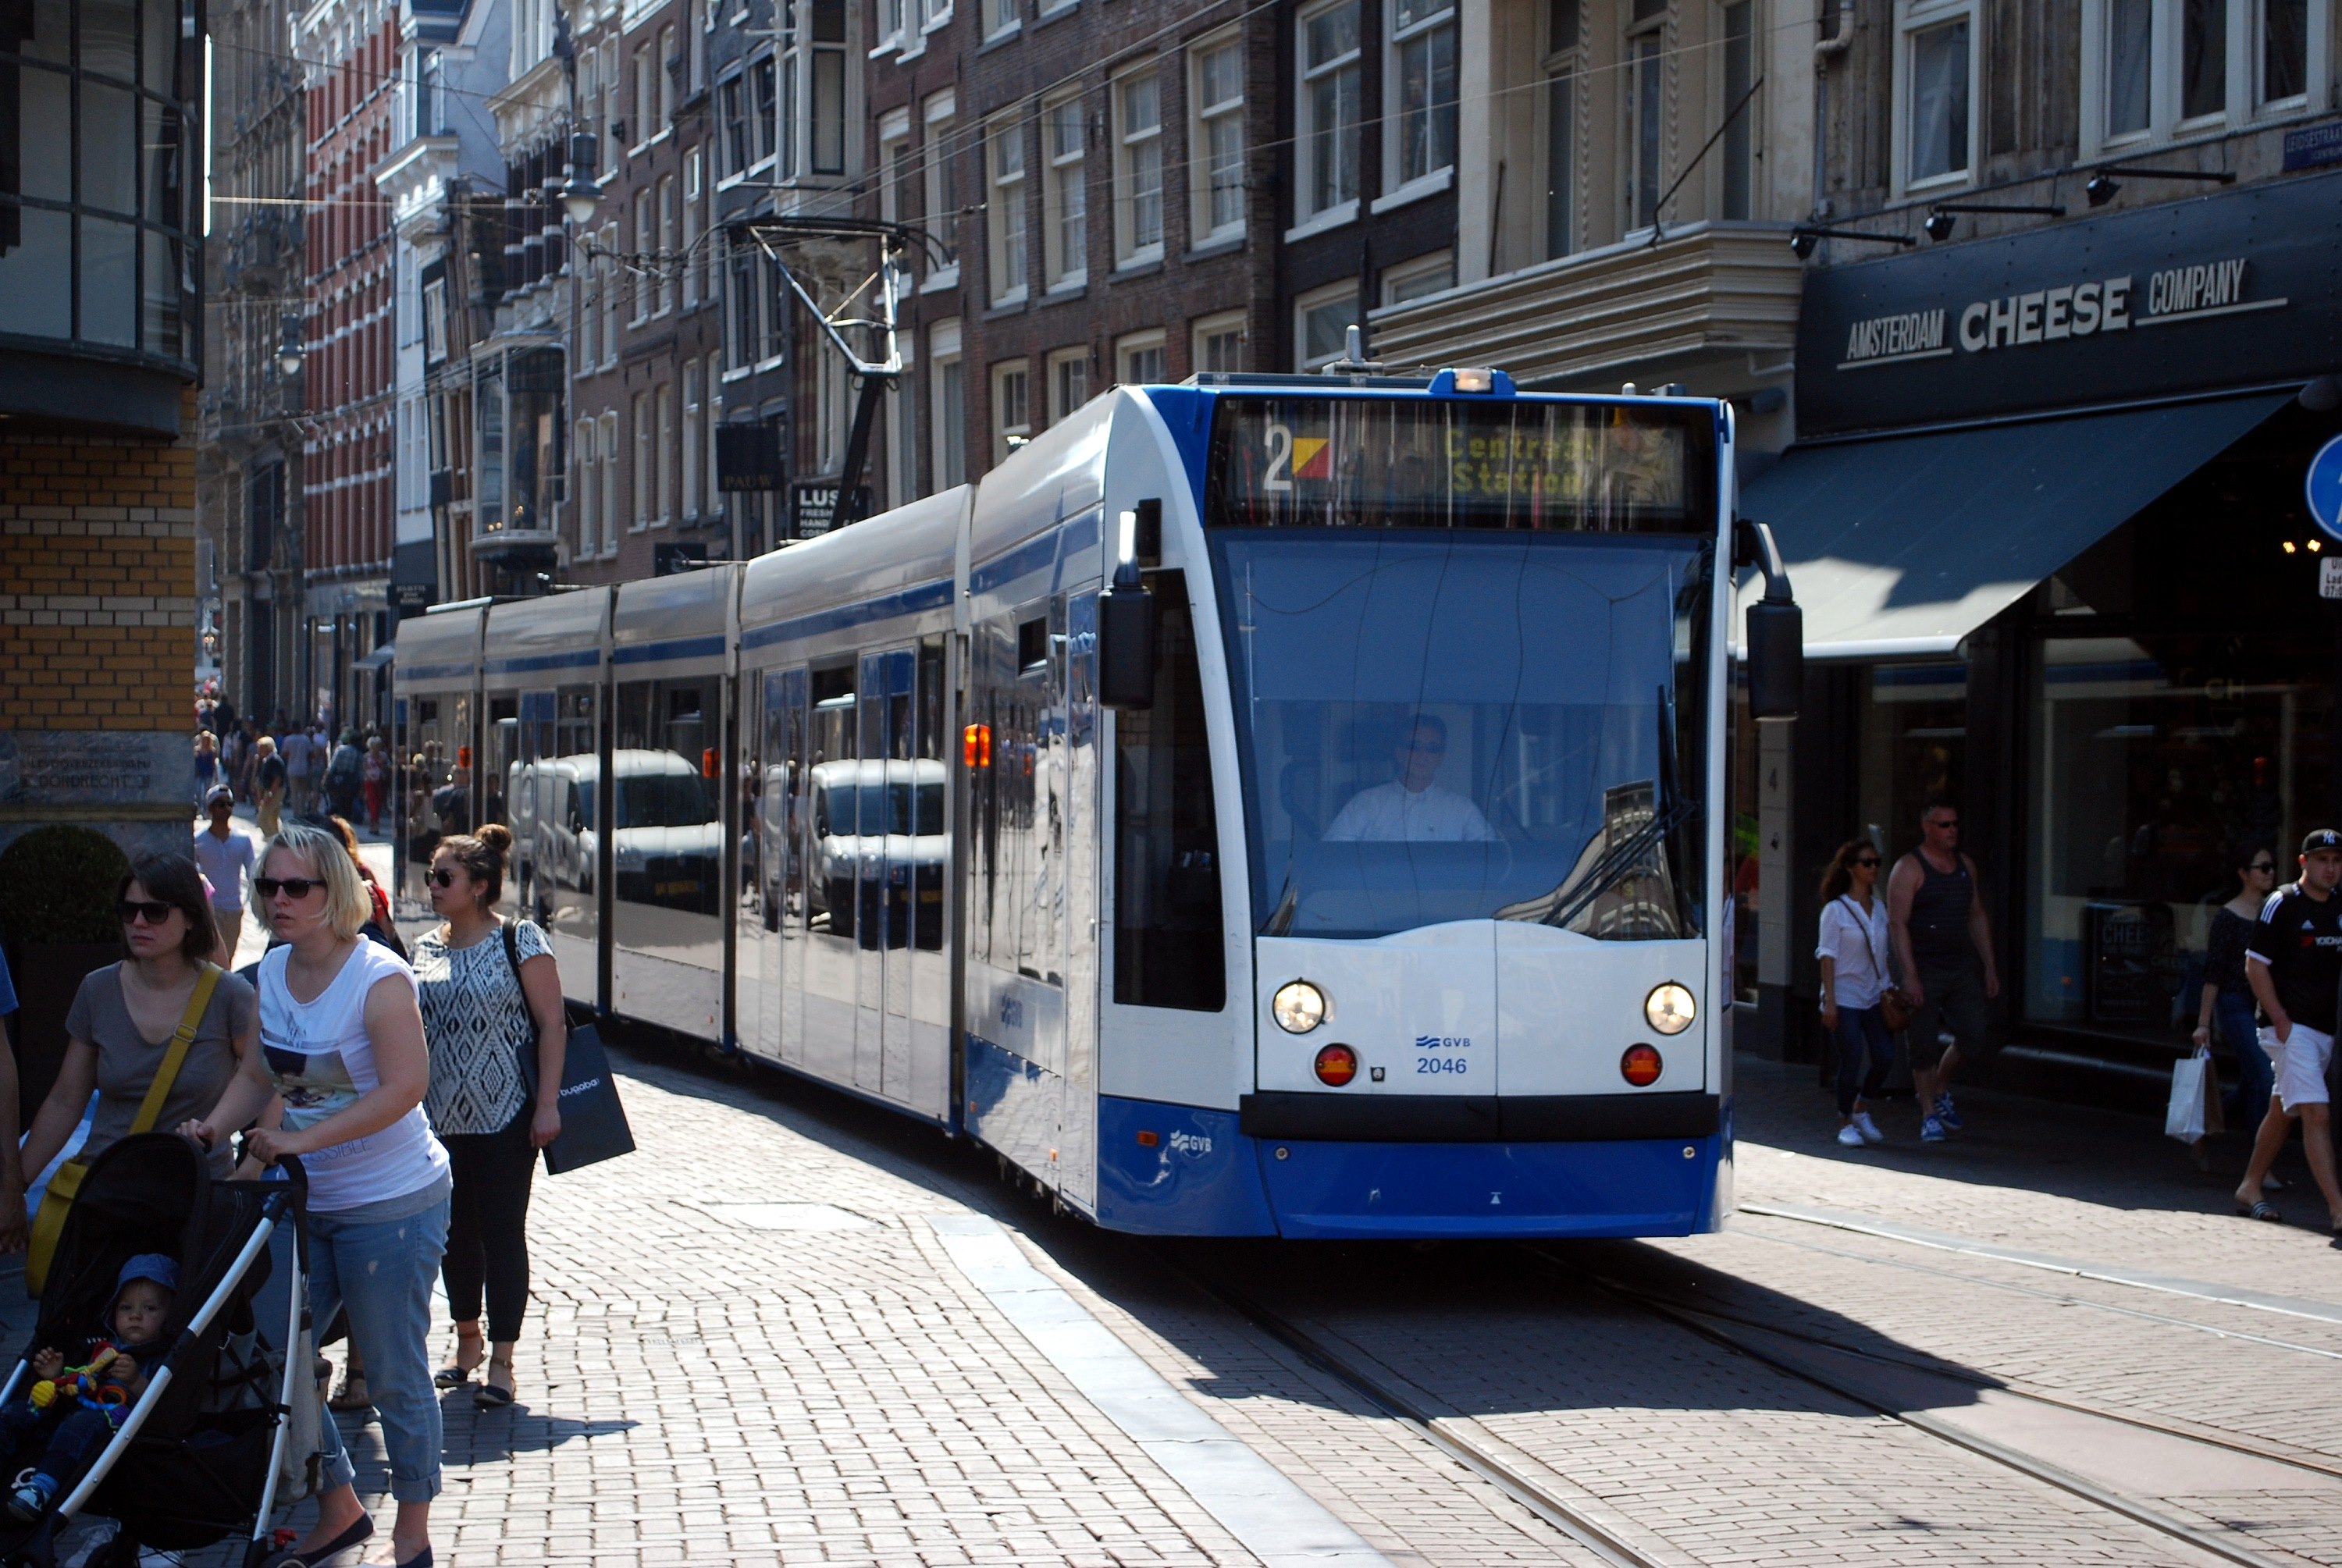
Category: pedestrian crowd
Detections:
[
  {"x1": 192, "y1": 693, "x2": 393, "y2": 837},
  {"x1": 1813, "y1": 799, "x2": 2342, "y2": 1242},
  {"x1": 0, "y1": 802, "x2": 571, "y2": 1567}
]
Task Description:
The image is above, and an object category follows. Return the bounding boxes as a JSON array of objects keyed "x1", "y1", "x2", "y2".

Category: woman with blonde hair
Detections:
[{"x1": 180, "y1": 820, "x2": 448, "y2": 1568}]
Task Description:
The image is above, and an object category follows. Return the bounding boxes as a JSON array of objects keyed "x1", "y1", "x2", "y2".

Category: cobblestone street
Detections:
[{"x1": 11, "y1": 1029, "x2": 2326, "y2": 1567}]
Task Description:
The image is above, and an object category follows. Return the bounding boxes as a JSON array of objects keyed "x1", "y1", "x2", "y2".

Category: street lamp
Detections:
[
  {"x1": 276, "y1": 315, "x2": 304, "y2": 378},
  {"x1": 2084, "y1": 165, "x2": 2237, "y2": 207},
  {"x1": 561, "y1": 131, "x2": 601, "y2": 226}
]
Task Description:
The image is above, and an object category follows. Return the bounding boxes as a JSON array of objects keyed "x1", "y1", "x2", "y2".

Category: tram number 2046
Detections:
[{"x1": 1414, "y1": 1035, "x2": 1471, "y2": 1075}]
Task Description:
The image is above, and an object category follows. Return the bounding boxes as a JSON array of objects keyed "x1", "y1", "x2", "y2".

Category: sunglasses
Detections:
[
  {"x1": 2250, "y1": 861, "x2": 2277, "y2": 873},
  {"x1": 1853, "y1": 856, "x2": 1880, "y2": 867},
  {"x1": 119, "y1": 900, "x2": 176, "y2": 926},
  {"x1": 428, "y1": 869, "x2": 461, "y2": 888},
  {"x1": 1929, "y1": 819, "x2": 1960, "y2": 830},
  {"x1": 253, "y1": 876, "x2": 325, "y2": 901}
]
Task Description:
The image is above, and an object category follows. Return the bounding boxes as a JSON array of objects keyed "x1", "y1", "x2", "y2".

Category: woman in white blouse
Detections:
[{"x1": 1817, "y1": 837, "x2": 1897, "y2": 1149}]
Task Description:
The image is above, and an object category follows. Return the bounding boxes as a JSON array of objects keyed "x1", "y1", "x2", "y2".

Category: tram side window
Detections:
[
  {"x1": 967, "y1": 618, "x2": 1013, "y2": 967},
  {"x1": 486, "y1": 696, "x2": 518, "y2": 827},
  {"x1": 612, "y1": 678, "x2": 723, "y2": 916},
  {"x1": 974, "y1": 605, "x2": 1061, "y2": 984},
  {"x1": 1113, "y1": 571, "x2": 1224, "y2": 1011},
  {"x1": 916, "y1": 636, "x2": 946, "y2": 951},
  {"x1": 808, "y1": 665, "x2": 856, "y2": 939}
]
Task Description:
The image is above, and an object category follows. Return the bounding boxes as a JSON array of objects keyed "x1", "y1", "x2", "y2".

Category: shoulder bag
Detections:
[
  {"x1": 28, "y1": 963, "x2": 222, "y2": 1295},
  {"x1": 1838, "y1": 896, "x2": 1915, "y2": 1033},
  {"x1": 501, "y1": 924, "x2": 634, "y2": 1175}
]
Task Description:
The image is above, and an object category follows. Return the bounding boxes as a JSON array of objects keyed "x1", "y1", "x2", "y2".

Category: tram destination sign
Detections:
[{"x1": 1796, "y1": 167, "x2": 2342, "y2": 436}]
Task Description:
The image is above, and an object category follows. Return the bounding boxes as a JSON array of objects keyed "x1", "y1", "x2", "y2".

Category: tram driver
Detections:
[{"x1": 1323, "y1": 715, "x2": 1498, "y2": 844}]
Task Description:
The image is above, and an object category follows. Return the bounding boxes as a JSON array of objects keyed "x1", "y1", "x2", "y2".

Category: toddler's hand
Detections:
[{"x1": 29, "y1": 1349, "x2": 61, "y2": 1380}]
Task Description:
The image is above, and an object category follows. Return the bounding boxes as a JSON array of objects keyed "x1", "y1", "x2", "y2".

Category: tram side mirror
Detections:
[
  {"x1": 1100, "y1": 504, "x2": 1159, "y2": 709},
  {"x1": 1735, "y1": 517, "x2": 1802, "y2": 721}
]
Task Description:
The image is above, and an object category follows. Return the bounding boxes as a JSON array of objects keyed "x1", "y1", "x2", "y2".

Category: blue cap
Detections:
[{"x1": 115, "y1": 1255, "x2": 177, "y2": 1296}]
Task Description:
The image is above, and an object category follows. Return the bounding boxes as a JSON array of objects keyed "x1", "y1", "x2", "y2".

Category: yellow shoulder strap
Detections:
[{"x1": 130, "y1": 963, "x2": 222, "y2": 1136}]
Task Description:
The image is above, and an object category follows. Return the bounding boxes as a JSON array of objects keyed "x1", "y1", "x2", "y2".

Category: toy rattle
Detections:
[{"x1": 29, "y1": 1346, "x2": 126, "y2": 1412}]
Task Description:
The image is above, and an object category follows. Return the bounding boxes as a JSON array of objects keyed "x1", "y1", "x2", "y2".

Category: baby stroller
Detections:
[{"x1": 0, "y1": 1135, "x2": 316, "y2": 1567}]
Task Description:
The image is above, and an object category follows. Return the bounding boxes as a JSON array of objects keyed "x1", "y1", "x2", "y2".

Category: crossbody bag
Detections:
[
  {"x1": 1836, "y1": 896, "x2": 1914, "y2": 1033},
  {"x1": 28, "y1": 963, "x2": 222, "y2": 1295}
]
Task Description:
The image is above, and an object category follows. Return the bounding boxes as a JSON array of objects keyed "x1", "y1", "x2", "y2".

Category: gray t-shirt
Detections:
[{"x1": 66, "y1": 965, "x2": 256, "y2": 1177}]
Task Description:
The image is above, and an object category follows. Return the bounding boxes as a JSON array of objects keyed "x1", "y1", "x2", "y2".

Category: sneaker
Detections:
[
  {"x1": 1934, "y1": 1094, "x2": 1963, "y2": 1132},
  {"x1": 8, "y1": 1470, "x2": 56, "y2": 1523},
  {"x1": 1851, "y1": 1110, "x2": 1885, "y2": 1144},
  {"x1": 1920, "y1": 1115, "x2": 1948, "y2": 1143},
  {"x1": 1836, "y1": 1124, "x2": 1866, "y2": 1147}
]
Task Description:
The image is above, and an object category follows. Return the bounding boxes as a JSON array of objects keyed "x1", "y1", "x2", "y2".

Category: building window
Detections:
[
  {"x1": 600, "y1": 222, "x2": 621, "y2": 364},
  {"x1": 656, "y1": 383, "x2": 675, "y2": 524},
  {"x1": 575, "y1": 419, "x2": 599, "y2": 557},
  {"x1": 726, "y1": 244, "x2": 757, "y2": 371},
  {"x1": 0, "y1": 0, "x2": 196, "y2": 361},
  {"x1": 888, "y1": 332, "x2": 920, "y2": 505},
  {"x1": 632, "y1": 391, "x2": 652, "y2": 528},
  {"x1": 984, "y1": 0, "x2": 1018, "y2": 39},
  {"x1": 931, "y1": 320, "x2": 965, "y2": 485},
  {"x1": 683, "y1": 149, "x2": 703, "y2": 306},
  {"x1": 988, "y1": 116, "x2": 1028, "y2": 305},
  {"x1": 1046, "y1": 347, "x2": 1088, "y2": 421},
  {"x1": 2258, "y1": 0, "x2": 2310, "y2": 106},
  {"x1": 1042, "y1": 95, "x2": 1087, "y2": 290},
  {"x1": 633, "y1": 44, "x2": 655, "y2": 150},
  {"x1": 631, "y1": 191, "x2": 652, "y2": 322},
  {"x1": 1192, "y1": 311, "x2": 1244, "y2": 374},
  {"x1": 1113, "y1": 73, "x2": 1165, "y2": 267},
  {"x1": 657, "y1": 23, "x2": 677, "y2": 127},
  {"x1": 2088, "y1": 1, "x2": 2315, "y2": 155},
  {"x1": 682, "y1": 361, "x2": 702, "y2": 519},
  {"x1": 1622, "y1": 2, "x2": 1665, "y2": 230},
  {"x1": 1190, "y1": 36, "x2": 1244, "y2": 245},
  {"x1": 924, "y1": 94, "x2": 960, "y2": 280},
  {"x1": 781, "y1": 0, "x2": 846, "y2": 177},
  {"x1": 1294, "y1": 280, "x2": 1358, "y2": 369},
  {"x1": 706, "y1": 386, "x2": 722, "y2": 516},
  {"x1": 1115, "y1": 329, "x2": 1166, "y2": 385},
  {"x1": 991, "y1": 359, "x2": 1030, "y2": 464},
  {"x1": 1297, "y1": 0, "x2": 1362, "y2": 226},
  {"x1": 422, "y1": 277, "x2": 449, "y2": 363},
  {"x1": 721, "y1": 73, "x2": 749, "y2": 176},
  {"x1": 879, "y1": 0, "x2": 907, "y2": 48},
  {"x1": 751, "y1": 55, "x2": 779, "y2": 169},
  {"x1": 657, "y1": 176, "x2": 678, "y2": 315},
  {"x1": 1543, "y1": 12, "x2": 1577, "y2": 259},
  {"x1": 1380, "y1": 249, "x2": 1453, "y2": 305},
  {"x1": 1719, "y1": 0, "x2": 1754, "y2": 219},
  {"x1": 1388, "y1": 0, "x2": 1457, "y2": 192},
  {"x1": 598, "y1": 411, "x2": 620, "y2": 553},
  {"x1": 1896, "y1": 0, "x2": 1974, "y2": 190}
]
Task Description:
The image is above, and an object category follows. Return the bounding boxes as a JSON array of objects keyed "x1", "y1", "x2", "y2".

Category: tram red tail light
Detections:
[
  {"x1": 1621, "y1": 1044, "x2": 1663, "y2": 1087},
  {"x1": 963, "y1": 724, "x2": 992, "y2": 768},
  {"x1": 702, "y1": 747, "x2": 718, "y2": 778},
  {"x1": 1314, "y1": 1044, "x2": 1359, "y2": 1086}
]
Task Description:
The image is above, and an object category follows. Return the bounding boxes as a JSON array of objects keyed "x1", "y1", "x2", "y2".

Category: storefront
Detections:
[{"x1": 1740, "y1": 168, "x2": 2342, "y2": 1100}]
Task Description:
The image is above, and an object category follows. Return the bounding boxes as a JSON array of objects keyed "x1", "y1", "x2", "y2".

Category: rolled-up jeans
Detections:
[
  {"x1": 308, "y1": 1188, "x2": 451, "y2": 1503},
  {"x1": 1832, "y1": 1004, "x2": 1895, "y2": 1117},
  {"x1": 2216, "y1": 994, "x2": 2273, "y2": 1125}
]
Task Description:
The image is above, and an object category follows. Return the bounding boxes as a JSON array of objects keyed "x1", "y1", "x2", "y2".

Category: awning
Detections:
[
  {"x1": 1738, "y1": 393, "x2": 2290, "y2": 660},
  {"x1": 353, "y1": 645, "x2": 395, "y2": 671}
]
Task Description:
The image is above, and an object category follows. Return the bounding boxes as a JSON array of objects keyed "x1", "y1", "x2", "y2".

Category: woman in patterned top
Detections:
[{"x1": 410, "y1": 823, "x2": 566, "y2": 1407}]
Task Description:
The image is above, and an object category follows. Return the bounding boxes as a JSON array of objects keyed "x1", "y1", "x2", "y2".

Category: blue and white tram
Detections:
[{"x1": 395, "y1": 371, "x2": 1799, "y2": 1239}]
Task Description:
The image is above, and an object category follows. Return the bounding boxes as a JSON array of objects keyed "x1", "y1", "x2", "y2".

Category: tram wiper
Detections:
[
  {"x1": 1494, "y1": 780, "x2": 1693, "y2": 936},
  {"x1": 1262, "y1": 868, "x2": 1298, "y2": 936}
]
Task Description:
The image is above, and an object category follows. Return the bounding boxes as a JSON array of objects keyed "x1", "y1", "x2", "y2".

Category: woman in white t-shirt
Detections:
[
  {"x1": 1816, "y1": 837, "x2": 1898, "y2": 1150},
  {"x1": 182, "y1": 820, "x2": 448, "y2": 1568}
]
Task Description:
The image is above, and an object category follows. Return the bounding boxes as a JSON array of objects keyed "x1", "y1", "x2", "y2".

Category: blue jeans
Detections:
[
  {"x1": 1833, "y1": 1004, "x2": 1896, "y2": 1117},
  {"x1": 2217, "y1": 994, "x2": 2273, "y2": 1126},
  {"x1": 309, "y1": 1193, "x2": 450, "y2": 1504}
]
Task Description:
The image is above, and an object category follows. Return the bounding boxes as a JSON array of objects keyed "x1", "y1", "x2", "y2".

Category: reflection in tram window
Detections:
[
  {"x1": 970, "y1": 604, "x2": 1062, "y2": 985},
  {"x1": 915, "y1": 637, "x2": 946, "y2": 951},
  {"x1": 484, "y1": 696, "x2": 518, "y2": 829},
  {"x1": 808, "y1": 667, "x2": 857, "y2": 940},
  {"x1": 1113, "y1": 572, "x2": 1223, "y2": 1010},
  {"x1": 613, "y1": 677, "x2": 724, "y2": 916}
]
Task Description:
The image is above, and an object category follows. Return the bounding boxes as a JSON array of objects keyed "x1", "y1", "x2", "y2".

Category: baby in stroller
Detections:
[{"x1": 2, "y1": 1257, "x2": 177, "y2": 1523}]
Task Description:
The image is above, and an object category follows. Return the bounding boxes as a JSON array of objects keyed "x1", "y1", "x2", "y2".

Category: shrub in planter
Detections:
[{"x1": 0, "y1": 825, "x2": 131, "y2": 1118}]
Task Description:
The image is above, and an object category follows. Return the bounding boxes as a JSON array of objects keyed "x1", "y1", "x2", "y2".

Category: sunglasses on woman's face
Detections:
[
  {"x1": 254, "y1": 876, "x2": 324, "y2": 901},
  {"x1": 1854, "y1": 856, "x2": 1880, "y2": 867},
  {"x1": 119, "y1": 900, "x2": 175, "y2": 926},
  {"x1": 428, "y1": 869, "x2": 461, "y2": 888},
  {"x1": 2251, "y1": 861, "x2": 2277, "y2": 873}
]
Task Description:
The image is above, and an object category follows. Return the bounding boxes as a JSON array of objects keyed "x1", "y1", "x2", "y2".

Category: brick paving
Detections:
[{"x1": 11, "y1": 997, "x2": 2341, "y2": 1566}]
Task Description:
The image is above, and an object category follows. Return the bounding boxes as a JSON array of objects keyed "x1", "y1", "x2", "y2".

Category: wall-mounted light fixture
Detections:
[
  {"x1": 2084, "y1": 166, "x2": 2237, "y2": 208},
  {"x1": 1789, "y1": 226, "x2": 1918, "y2": 260},
  {"x1": 1923, "y1": 201, "x2": 2066, "y2": 242}
]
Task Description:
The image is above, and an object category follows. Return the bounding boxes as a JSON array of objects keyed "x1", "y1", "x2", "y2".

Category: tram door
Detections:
[
  {"x1": 856, "y1": 649, "x2": 917, "y2": 1098},
  {"x1": 1061, "y1": 594, "x2": 1101, "y2": 1209}
]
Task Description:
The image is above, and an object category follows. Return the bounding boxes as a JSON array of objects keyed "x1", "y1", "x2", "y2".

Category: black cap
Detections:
[{"x1": 2303, "y1": 828, "x2": 2342, "y2": 855}]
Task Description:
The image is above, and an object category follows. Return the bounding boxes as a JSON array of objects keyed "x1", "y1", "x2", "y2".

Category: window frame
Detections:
[
  {"x1": 1041, "y1": 92, "x2": 1088, "y2": 291},
  {"x1": 1191, "y1": 309, "x2": 1246, "y2": 374},
  {"x1": 931, "y1": 319, "x2": 966, "y2": 487},
  {"x1": 1292, "y1": 0, "x2": 1364, "y2": 235},
  {"x1": 1892, "y1": 0, "x2": 1979, "y2": 196},
  {"x1": 597, "y1": 410, "x2": 620, "y2": 555},
  {"x1": 1294, "y1": 279, "x2": 1359, "y2": 370},
  {"x1": 656, "y1": 174, "x2": 678, "y2": 316},
  {"x1": 984, "y1": 0, "x2": 1020, "y2": 41},
  {"x1": 632, "y1": 389, "x2": 653, "y2": 531},
  {"x1": 574, "y1": 416, "x2": 599, "y2": 558},
  {"x1": 682, "y1": 360, "x2": 703, "y2": 521},
  {"x1": 1379, "y1": 248, "x2": 1454, "y2": 307},
  {"x1": 1380, "y1": 0, "x2": 1458, "y2": 208},
  {"x1": 2078, "y1": 0, "x2": 2329, "y2": 158},
  {"x1": 1717, "y1": 0, "x2": 1756, "y2": 221},
  {"x1": 1112, "y1": 69, "x2": 1166, "y2": 269},
  {"x1": 1188, "y1": 31, "x2": 1245, "y2": 247},
  {"x1": 988, "y1": 112, "x2": 1030, "y2": 306},
  {"x1": 1114, "y1": 328, "x2": 1167, "y2": 386},
  {"x1": 923, "y1": 92, "x2": 961, "y2": 290},
  {"x1": 1045, "y1": 346, "x2": 1089, "y2": 423},
  {"x1": 991, "y1": 357, "x2": 1031, "y2": 464}
]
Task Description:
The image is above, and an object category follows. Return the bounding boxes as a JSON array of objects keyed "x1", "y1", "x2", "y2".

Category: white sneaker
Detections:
[
  {"x1": 1851, "y1": 1110, "x2": 1885, "y2": 1144},
  {"x1": 1835, "y1": 1124, "x2": 1866, "y2": 1147}
]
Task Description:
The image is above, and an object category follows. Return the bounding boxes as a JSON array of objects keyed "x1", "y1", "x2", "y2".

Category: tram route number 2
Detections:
[
  {"x1": 1260, "y1": 423, "x2": 1332, "y2": 492},
  {"x1": 1414, "y1": 1034, "x2": 1471, "y2": 1075}
]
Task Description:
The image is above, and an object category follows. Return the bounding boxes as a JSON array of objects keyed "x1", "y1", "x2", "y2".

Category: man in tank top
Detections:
[{"x1": 1888, "y1": 798, "x2": 2000, "y2": 1143}]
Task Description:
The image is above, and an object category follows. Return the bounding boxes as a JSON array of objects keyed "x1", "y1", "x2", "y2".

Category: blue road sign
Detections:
[{"x1": 2312, "y1": 433, "x2": 2342, "y2": 542}]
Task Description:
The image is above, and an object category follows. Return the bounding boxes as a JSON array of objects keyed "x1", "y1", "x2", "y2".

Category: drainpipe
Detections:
[{"x1": 1813, "y1": 2, "x2": 1855, "y2": 220}]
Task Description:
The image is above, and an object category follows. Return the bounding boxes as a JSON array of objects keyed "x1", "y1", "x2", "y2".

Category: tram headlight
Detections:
[
  {"x1": 1645, "y1": 982, "x2": 1697, "y2": 1036},
  {"x1": 1272, "y1": 980, "x2": 1327, "y2": 1034}
]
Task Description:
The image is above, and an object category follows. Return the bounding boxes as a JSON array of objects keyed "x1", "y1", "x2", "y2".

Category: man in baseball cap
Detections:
[
  {"x1": 192, "y1": 786, "x2": 254, "y2": 967},
  {"x1": 2235, "y1": 828, "x2": 2342, "y2": 1238}
]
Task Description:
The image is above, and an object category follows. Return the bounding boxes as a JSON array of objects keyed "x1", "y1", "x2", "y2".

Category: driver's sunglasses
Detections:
[
  {"x1": 253, "y1": 876, "x2": 324, "y2": 901},
  {"x1": 119, "y1": 900, "x2": 174, "y2": 926}
]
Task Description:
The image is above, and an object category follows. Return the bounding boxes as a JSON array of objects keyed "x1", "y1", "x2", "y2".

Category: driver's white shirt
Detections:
[{"x1": 1323, "y1": 782, "x2": 1497, "y2": 843}]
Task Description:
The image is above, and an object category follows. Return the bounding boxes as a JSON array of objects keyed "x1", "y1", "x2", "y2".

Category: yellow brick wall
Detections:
[{"x1": 0, "y1": 393, "x2": 198, "y2": 732}]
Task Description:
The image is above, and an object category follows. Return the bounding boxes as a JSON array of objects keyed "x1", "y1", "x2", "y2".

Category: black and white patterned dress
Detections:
[{"x1": 412, "y1": 919, "x2": 549, "y2": 1136}]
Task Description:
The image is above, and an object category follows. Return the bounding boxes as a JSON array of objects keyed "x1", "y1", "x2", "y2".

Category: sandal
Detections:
[
  {"x1": 260, "y1": 1511, "x2": 372, "y2": 1566},
  {"x1": 2235, "y1": 1200, "x2": 2282, "y2": 1222},
  {"x1": 326, "y1": 1367, "x2": 372, "y2": 1412},
  {"x1": 475, "y1": 1360, "x2": 515, "y2": 1408},
  {"x1": 435, "y1": 1328, "x2": 486, "y2": 1388}
]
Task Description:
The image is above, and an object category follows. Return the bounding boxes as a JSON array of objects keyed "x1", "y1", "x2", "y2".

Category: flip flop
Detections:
[
  {"x1": 2235, "y1": 1200, "x2": 2282, "y2": 1221},
  {"x1": 261, "y1": 1513, "x2": 373, "y2": 1566}
]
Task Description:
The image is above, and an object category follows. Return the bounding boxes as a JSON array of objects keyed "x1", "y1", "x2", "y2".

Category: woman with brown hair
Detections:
[
  {"x1": 20, "y1": 855, "x2": 255, "y2": 1185},
  {"x1": 1816, "y1": 837, "x2": 1897, "y2": 1149},
  {"x1": 410, "y1": 823, "x2": 565, "y2": 1407}
]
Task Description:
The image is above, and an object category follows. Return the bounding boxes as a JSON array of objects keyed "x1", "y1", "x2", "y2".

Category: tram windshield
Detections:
[{"x1": 1209, "y1": 529, "x2": 1711, "y2": 941}]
